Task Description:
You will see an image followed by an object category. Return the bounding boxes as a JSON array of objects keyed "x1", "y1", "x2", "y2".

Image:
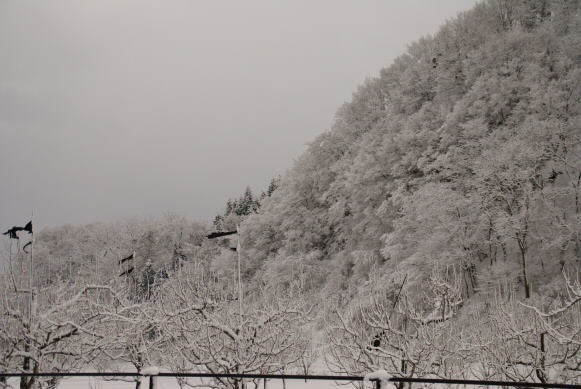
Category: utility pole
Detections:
[
  {"x1": 236, "y1": 224, "x2": 243, "y2": 326},
  {"x1": 236, "y1": 224, "x2": 244, "y2": 389},
  {"x1": 29, "y1": 211, "x2": 34, "y2": 320}
]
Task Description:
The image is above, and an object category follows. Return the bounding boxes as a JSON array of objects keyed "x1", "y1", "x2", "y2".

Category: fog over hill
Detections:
[{"x1": 0, "y1": 0, "x2": 478, "y2": 231}]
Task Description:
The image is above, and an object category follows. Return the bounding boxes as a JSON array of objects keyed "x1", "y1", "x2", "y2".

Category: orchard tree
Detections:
[
  {"x1": 91, "y1": 284, "x2": 163, "y2": 389},
  {"x1": 0, "y1": 252, "x2": 108, "y2": 389},
  {"x1": 157, "y1": 262, "x2": 312, "y2": 389},
  {"x1": 520, "y1": 274, "x2": 581, "y2": 384},
  {"x1": 326, "y1": 269, "x2": 464, "y2": 386}
]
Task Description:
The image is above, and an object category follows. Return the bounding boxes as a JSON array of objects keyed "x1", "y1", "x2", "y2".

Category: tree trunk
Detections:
[
  {"x1": 535, "y1": 332, "x2": 548, "y2": 384},
  {"x1": 519, "y1": 239, "x2": 531, "y2": 299},
  {"x1": 20, "y1": 341, "x2": 34, "y2": 389}
]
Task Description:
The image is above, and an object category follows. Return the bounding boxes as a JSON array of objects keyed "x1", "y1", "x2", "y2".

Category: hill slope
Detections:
[{"x1": 241, "y1": 0, "x2": 581, "y2": 302}]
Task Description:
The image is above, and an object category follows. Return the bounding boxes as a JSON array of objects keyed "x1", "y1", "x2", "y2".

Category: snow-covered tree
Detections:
[
  {"x1": 157, "y1": 263, "x2": 312, "y2": 389},
  {"x1": 326, "y1": 270, "x2": 464, "y2": 385},
  {"x1": 0, "y1": 250, "x2": 109, "y2": 389},
  {"x1": 91, "y1": 283, "x2": 163, "y2": 389}
]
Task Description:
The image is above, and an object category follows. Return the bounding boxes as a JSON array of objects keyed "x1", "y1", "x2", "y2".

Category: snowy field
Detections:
[{"x1": 7, "y1": 377, "x2": 350, "y2": 389}]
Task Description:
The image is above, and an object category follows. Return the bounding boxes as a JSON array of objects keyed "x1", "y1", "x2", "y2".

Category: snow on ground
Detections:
[
  {"x1": 8, "y1": 376, "x2": 369, "y2": 389},
  {"x1": 55, "y1": 377, "x2": 360, "y2": 389},
  {"x1": 363, "y1": 370, "x2": 396, "y2": 389},
  {"x1": 6, "y1": 362, "x2": 376, "y2": 388}
]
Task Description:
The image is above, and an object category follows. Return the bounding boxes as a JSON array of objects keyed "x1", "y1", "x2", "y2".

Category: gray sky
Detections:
[{"x1": 1, "y1": 0, "x2": 478, "y2": 231}]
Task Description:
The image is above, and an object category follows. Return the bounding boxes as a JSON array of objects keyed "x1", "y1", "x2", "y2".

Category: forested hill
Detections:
[
  {"x1": 25, "y1": 0, "x2": 581, "y2": 308},
  {"x1": 240, "y1": 0, "x2": 581, "y2": 302}
]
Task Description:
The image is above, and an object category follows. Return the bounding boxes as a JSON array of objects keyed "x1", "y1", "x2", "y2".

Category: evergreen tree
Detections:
[{"x1": 267, "y1": 176, "x2": 281, "y2": 197}]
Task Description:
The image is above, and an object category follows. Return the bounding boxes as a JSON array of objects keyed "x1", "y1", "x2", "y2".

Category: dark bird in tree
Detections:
[
  {"x1": 370, "y1": 331, "x2": 386, "y2": 349},
  {"x1": 548, "y1": 170, "x2": 562, "y2": 183}
]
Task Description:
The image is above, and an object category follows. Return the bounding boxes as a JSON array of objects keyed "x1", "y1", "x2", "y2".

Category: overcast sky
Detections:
[{"x1": 1, "y1": 0, "x2": 478, "y2": 231}]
